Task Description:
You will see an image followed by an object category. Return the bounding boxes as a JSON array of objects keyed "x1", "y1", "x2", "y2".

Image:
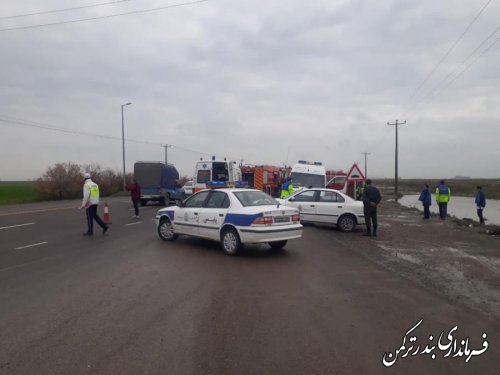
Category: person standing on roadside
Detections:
[
  {"x1": 475, "y1": 186, "x2": 486, "y2": 224},
  {"x1": 435, "y1": 180, "x2": 451, "y2": 220},
  {"x1": 418, "y1": 184, "x2": 432, "y2": 219},
  {"x1": 281, "y1": 177, "x2": 293, "y2": 199},
  {"x1": 126, "y1": 179, "x2": 141, "y2": 218},
  {"x1": 358, "y1": 181, "x2": 367, "y2": 201},
  {"x1": 362, "y1": 179, "x2": 382, "y2": 237},
  {"x1": 80, "y1": 172, "x2": 109, "y2": 236}
]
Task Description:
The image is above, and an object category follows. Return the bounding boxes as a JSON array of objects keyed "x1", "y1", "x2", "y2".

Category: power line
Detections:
[
  {"x1": 409, "y1": 0, "x2": 493, "y2": 99},
  {"x1": 0, "y1": 0, "x2": 131, "y2": 20},
  {"x1": 428, "y1": 37, "x2": 500, "y2": 101},
  {"x1": 0, "y1": 0, "x2": 209, "y2": 32},
  {"x1": 409, "y1": 26, "x2": 499, "y2": 112},
  {"x1": 0, "y1": 115, "x2": 220, "y2": 157},
  {"x1": 0, "y1": 116, "x2": 158, "y2": 145},
  {"x1": 406, "y1": 36, "x2": 500, "y2": 116}
]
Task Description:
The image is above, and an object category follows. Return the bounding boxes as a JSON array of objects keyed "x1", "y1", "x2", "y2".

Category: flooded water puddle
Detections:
[{"x1": 399, "y1": 195, "x2": 500, "y2": 226}]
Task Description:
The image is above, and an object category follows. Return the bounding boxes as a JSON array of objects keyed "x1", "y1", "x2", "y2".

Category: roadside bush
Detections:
[
  {"x1": 33, "y1": 162, "x2": 82, "y2": 200},
  {"x1": 34, "y1": 162, "x2": 124, "y2": 201},
  {"x1": 82, "y1": 164, "x2": 122, "y2": 196}
]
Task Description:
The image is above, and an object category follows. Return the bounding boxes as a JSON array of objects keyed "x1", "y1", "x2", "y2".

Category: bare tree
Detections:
[{"x1": 33, "y1": 162, "x2": 82, "y2": 200}]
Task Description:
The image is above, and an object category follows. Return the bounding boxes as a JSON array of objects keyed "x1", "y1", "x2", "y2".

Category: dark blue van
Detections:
[{"x1": 134, "y1": 162, "x2": 184, "y2": 206}]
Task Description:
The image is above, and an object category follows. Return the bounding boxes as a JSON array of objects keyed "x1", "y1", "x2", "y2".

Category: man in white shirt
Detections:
[{"x1": 80, "y1": 173, "x2": 109, "y2": 236}]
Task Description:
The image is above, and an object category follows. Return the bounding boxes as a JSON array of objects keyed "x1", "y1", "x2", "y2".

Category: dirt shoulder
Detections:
[{"x1": 347, "y1": 199, "x2": 500, "y2": 320}]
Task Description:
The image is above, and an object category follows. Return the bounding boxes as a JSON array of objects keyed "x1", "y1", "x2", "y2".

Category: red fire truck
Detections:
[
  {"x1": 241, "y1": 165, "x2": 282, "y2": 197},
  {"x1": 326, "y1": 163, "x2": 365, "y2": 199}
]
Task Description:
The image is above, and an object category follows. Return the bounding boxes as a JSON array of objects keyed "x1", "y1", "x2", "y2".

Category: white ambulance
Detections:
[
  {"x1": 193, "y1": 157, "x2": 242, "y2": 193},
  {"x1": 289, "y1": 160, "x2": 326, "y2": 189}
]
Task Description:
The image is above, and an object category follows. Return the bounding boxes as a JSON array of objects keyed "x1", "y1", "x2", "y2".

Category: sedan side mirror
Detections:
[
  {"x1": 289, "y1": 197, "x2": 296, "y2": 202},
  {"x1": 175, "y1": 200, "x2": 184, "y2": 207}
]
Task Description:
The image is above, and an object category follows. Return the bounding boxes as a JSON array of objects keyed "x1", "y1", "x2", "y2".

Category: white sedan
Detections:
[
  {"x1": 277, "y1": 188, "x2": 365, "y2": 232},
  {"x1": 182, "y1": 180, "x2": 194, "y2": 197},
  {"x1": 156, "y1": 188, "x2": 303, "y2": 255}
]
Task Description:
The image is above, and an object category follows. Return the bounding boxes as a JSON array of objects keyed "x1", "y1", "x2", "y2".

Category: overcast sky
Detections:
[{"x1": 1, "y1": 0, "x2": 499, "y2": 180}]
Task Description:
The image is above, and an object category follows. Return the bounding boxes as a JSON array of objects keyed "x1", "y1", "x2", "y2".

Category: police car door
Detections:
[
  {"x1": 176, "y1": 191, "x2": 210, "y2": 235},
  {"x1": 315, "y1": 190, "x2": 345, "y2": 224},
  {"x1": 198, "y1": 191, "x2": 230, "y2": 240},
  {"x1": 288, "y1": 190, "x2": 317, "y2": 222}
]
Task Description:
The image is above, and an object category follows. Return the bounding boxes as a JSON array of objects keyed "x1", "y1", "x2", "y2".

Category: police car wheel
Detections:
[
  {"x1": 221, "y1": 228, "x2": 241, "y2": 256},
  {"x1": 338, "y1": 214, "x2": 356, "y2": 232},
  {"x1": 158, "y1": 218, "x2": 178, "y2": 241},
  {"x1": 269, "y1": 240, "x2": 287, "y2": 250}
]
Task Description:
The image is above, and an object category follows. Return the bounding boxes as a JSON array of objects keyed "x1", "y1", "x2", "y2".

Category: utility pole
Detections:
[
  {"x1": 121, "y1": 102, "x2": 132, "y2": 192},
  {"x1": 360, "y1": 152, "x2": 370, "y2": 178},
  {"x1": 162, "y1": 144, "x2": 172, "y2": 164},
  {"x1": 387, "y1": 120, "x2": 406, "y2": 199}
]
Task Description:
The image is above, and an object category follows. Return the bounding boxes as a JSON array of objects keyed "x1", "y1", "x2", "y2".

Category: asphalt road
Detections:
[{"x1": 0, "y1": 198, "x2": 498, "y2": 375}]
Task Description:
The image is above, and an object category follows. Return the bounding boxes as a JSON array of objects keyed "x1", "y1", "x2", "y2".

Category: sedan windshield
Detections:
[
  {"x1": 290, "y1": 172, "x2": 325, "y2": 188},
  {"x1": 233, "y1": 191, "x2": 277, "y2": 207}
]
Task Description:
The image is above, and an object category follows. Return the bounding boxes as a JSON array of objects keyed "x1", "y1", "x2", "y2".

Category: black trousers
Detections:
[
  {"x1": 423, "y1": 204, "x2": 430, "y2": 219},
  {"x1": 86, "y1": 204, "x2": 107, "y2": 234},
  {"x1": 364, "y1": 206, "x2": 378, "y2": 235},
  {"x1": 477, "y1": 208, "x2": 484, "y2": 224},
  {"x1": 132, "y1": 199, "x2": 140, "y2": 216},
  {"x1": 438, "y1": 202, "x2": 448, "y2": 219}
]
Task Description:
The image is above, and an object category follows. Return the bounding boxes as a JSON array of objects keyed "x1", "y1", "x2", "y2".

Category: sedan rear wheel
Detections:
[
  {"x1": 158, "y1": 218, "x2": 178, "y2": 241},
  {"x1": 338, "y1": 214, "x2": 356, "y2": 232},
  {"x1": 221, "y1": 228, "x2": 241, "y2": 256},
  {"x1": 269, "y1": 240, "x2": 287, "y2": 250}
]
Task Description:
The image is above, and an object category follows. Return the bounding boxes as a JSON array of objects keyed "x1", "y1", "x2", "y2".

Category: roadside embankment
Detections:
[{"x1": 350, "y1": 199, "x2": 500, "y2": 320}]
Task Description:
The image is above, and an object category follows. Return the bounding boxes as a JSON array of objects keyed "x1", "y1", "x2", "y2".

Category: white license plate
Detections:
[{"x1": 274, "y1": 216, "x2": 290, "y2": 223}]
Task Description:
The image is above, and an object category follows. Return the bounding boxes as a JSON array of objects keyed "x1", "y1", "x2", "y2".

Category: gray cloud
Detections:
[{"x1": 1, "y1": 0, "x2": 499, "y2": 180}]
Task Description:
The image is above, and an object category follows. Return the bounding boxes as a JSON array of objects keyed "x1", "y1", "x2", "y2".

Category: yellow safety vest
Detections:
[
  {"x1": 86, "y1": 181, "x2": 100, "y2": 200},
  {"x1": 435, "y1": 186, "x2": 451, "y2": 203}
]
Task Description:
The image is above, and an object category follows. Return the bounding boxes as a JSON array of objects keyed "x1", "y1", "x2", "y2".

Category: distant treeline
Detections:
[
  {"x1": 374, "y1": 179, "x2": 500, "y2": 200},
  {"x1": 2, "y1": 174, "x2": 499, "y2": 205},
  {"x1": 0, "y1": 162, "x2": 127, "y2": 205}
]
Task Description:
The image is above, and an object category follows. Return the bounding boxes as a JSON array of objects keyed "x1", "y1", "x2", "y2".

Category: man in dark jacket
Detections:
[
  {"x1": 475, "y1": 186, "x2": 486, "y2": 224},
  {"x1": 126, "y1": 179, "x2": 141, "y2": 218},
  {"x1": 418, "y1": 184, "x2": 432, "y2": 219},
  {"x1": 362, "y1": 179, "x2": 382, "y2": 237}
]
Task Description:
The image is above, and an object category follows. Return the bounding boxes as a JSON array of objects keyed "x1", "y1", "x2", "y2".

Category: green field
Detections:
[{"x1": 0, "y1": 181, "x2": 39, "y2": 205}]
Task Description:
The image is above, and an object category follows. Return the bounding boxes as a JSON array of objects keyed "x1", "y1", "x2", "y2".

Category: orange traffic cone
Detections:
[{"x1": 103, "y1": 202, "x2": 112, "y2": 224}]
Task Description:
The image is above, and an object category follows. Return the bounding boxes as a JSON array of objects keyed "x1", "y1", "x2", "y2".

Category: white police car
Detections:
[{"x1": 156, "y1": 187, "x2": 302, "y2": 255}]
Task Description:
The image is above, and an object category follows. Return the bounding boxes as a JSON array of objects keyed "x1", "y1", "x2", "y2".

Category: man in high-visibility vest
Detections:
[
  {"x1": 280, "y1": 177, "x2": 294, "y2": 199},
  {"x1": 80, "y1": 173, "x2": 109, "y2": 236},
  {"x1": 356, "y1": 182, "x2": 365, "y2": 201},
  {"x1": 435, "y1": 180, "x2": 451, "y2": 220}
]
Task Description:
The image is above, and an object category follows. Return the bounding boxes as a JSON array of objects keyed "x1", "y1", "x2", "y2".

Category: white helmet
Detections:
[{"x1": 83, "y1": 172, "x2": 91, "y2": 179}]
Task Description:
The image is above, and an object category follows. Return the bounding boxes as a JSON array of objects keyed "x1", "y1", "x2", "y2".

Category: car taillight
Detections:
[
  {"x1": 292, "y1": 214, "x2": 301, "y2": 223},
  {"x1": 252, "y1": 216, "x2": 273, "y2": 225}
]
